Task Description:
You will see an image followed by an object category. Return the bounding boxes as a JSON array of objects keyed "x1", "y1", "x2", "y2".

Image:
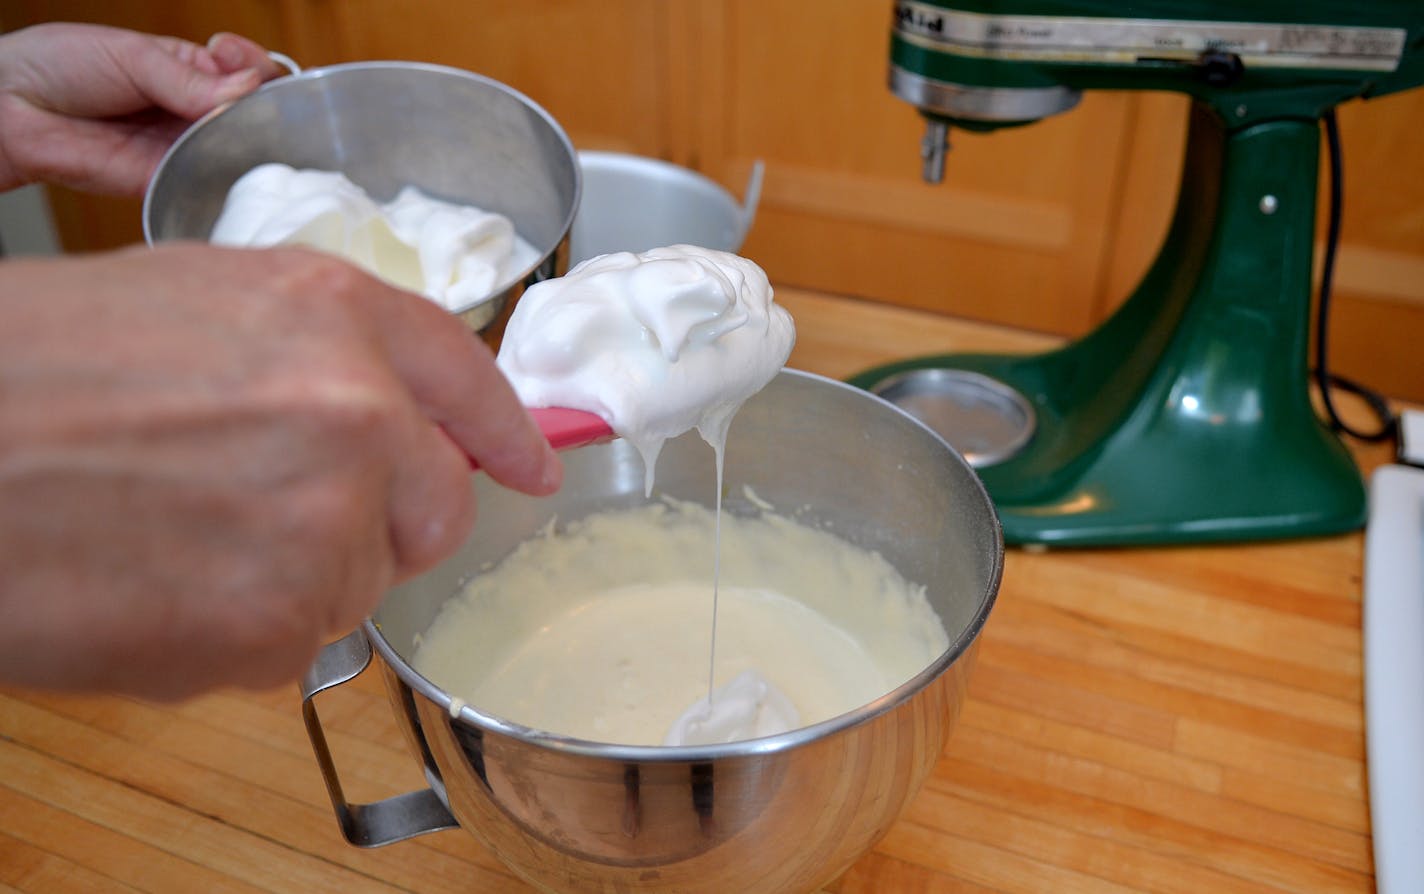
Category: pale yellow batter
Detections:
[{"x1": 412, "y1": 499, "x2": 949, "y2": 746}]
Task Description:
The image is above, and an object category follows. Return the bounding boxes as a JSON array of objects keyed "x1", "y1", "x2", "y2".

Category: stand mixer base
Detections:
[{"x1": 856, "y1": 352, "x2": 1365, "y2": 547}]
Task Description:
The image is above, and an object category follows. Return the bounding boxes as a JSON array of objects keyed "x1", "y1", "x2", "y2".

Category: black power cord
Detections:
[{"x1": 1312, "y1": 109, "x2": 1399, "y2": 444}]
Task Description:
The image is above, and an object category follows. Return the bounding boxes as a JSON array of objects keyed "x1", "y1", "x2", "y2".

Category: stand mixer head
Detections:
[
  {"x1": 892, "y1": 0, "x2": 1422, "y2": 181},
  {"x1": 852, "y1": 1, "x2": 1424, "y2": 546}
]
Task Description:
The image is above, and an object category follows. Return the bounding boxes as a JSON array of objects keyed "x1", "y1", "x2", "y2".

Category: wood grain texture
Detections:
[{"x1": 0, "y1": 286, "x2": 1400, "y2": 893}]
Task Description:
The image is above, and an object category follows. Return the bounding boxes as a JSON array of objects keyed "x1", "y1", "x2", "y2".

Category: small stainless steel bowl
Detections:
[
  {"x1": 569, "y1": 151, "x2": 761, "y2": 265},
  {"x1": 142, "y1": 61, "x2": 580, "y2": 333},
  {"x1": 302, "y1": 369, "x2": 1003, "y2": 893}
]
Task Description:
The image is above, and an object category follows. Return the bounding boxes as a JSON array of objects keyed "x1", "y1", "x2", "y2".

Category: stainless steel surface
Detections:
[
  {"x1": 893, "y1": 1, "x2": 1407, "y2": 71},
  {"x1": 265, "y1": 50, "x2": 300, "y2": 76},
  {"x1": 569, "y1": 151, "x2": 762, "y2": 265},
  {"x1": 920, "y1": 117, "x2": 950, "y2": 184},
  {"x1": 305, "y1": 369, "x2": 1002, "y2": 893},
  {"x1": 890, "y1": 65, "x2": 1080, "y2": 122},
  {"x1": 142, "y1": 61, "x2": 580, "y2": 333},
  {"x1": 871, "y1": 368, "x2": 1036, "y2": 468},
  {"x1": 301, "y1": 629, "x2": 459, "y2": 848}
]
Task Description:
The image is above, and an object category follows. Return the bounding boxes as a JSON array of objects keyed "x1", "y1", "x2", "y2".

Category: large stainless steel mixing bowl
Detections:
[
  {"x1": 142, "y1": 61, "x2": 579, "y2": 334},
  {"x1": 302, "y1": 369, "x2": 1002, "y2": 893}
]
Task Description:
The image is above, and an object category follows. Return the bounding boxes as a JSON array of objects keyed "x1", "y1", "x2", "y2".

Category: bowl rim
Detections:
[
  {"x1": 576, "y1": 149, "x2": 743, "y2": 209},
  {"x1": 366, "y1": 367, "x2": 1005, "y2": 764},
  {"x1": 141, "y1": 59, "x2": 582, "y2": 314}
]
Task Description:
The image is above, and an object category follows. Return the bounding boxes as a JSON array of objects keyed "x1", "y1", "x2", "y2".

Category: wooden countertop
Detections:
[{"x1": 0, "y1": 287, "x2": 1397, "y2": 893}]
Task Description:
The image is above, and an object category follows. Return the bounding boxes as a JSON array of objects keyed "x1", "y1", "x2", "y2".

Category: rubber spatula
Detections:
[{"x1": 466, "y1": 407, "x2": 615, "y2": 471}]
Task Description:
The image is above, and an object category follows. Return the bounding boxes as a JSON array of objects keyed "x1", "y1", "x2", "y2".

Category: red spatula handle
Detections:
[
  {"x1": 464, "y1": 407, "x2": 615, "y2": 471},
  {"x1": 527, "y1": 406, "x2": 615, "y2": 451}
]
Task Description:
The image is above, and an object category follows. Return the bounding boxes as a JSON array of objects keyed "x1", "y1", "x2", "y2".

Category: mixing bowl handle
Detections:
[
  {"x1": 299, "y1": 629, "x2": 459, "y2": 847},
  {"x1": 267, "y1": 50, "x2": 302, "y2": 77},
  {"x1": 737, "y1": 159, "x2": 764, "y2": 244}
]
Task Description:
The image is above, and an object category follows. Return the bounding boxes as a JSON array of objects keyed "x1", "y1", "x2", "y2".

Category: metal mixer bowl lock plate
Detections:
[{"x1": 871, "y1": 368, "x2": 1036, "y2": 468}]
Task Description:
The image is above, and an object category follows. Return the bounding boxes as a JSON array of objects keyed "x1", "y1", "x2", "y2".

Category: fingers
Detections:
[
  {"x1": 428, "y1": 334, "x2": 564, "y2": 497},
  {"x1": 390, "y1": 301, "x2": 564, "y2": 497},
  {"x1": 337, "y1": 267, "x2": 563, "y2": 497},
  {"x1": 206, "y1": 32, "x2": 287, "y2": 81},
  {"x1": 122, "y1": 31, "x2": 262, "y2": 121},
  {"x1": 384, "y1": 416, "x2": 478, "y2": 581},
  {"x1": 152, "y1": 35, "x2": 222, "y2": 75}
]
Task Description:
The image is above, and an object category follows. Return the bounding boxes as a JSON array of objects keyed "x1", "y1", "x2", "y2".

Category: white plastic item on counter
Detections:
[
  {"x1": 1364, "y1": 463, "x2": 1424, "y2": 894},
  {"x1": 569, "y1": 152, "x2": 763, "y2": 265}
]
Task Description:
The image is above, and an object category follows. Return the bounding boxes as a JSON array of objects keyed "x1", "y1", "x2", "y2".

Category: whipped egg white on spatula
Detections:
[{"x1": 495, "y1": 244, "x2": 795, "y2": 494}]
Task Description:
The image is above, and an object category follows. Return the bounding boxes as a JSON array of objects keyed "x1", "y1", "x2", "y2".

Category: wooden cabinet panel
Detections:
[
  {"x1": 327, "y1": 0, "x2": 672, "y2": 158},
  {"x1": 699, "y1": 0, "x2": 1136, "y2": 336},
  {"x1": 1327, "y1": 90, "x2": 1424, "y2": 402},
  {"x1": 0, "y1": 0, "x2": 292, "y2": 48}
]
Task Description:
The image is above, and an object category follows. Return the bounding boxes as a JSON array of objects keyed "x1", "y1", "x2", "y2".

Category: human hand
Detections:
[
  {"x1": 0, "y1": 22, "x2": 284, "y2": 195},
  {"x1": 0, "y1": 243, "x2": 562, "y2": 699}
]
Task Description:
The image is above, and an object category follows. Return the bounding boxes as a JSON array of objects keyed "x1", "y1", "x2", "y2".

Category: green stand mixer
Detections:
[{"x1": 850, "y1": 1, "x2": 1424, "y2": 546}]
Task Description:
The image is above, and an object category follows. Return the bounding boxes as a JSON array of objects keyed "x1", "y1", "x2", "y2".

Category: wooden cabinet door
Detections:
[
  {"x1": 1319, "y1": 90, "x2": 1424, "y2": 405},
  {"x1": 322, "y1": 0, "x2": 673, "y2": 158},
  {"x1": 682, "y1": 1, "x2": 1138, "y2": 337}
]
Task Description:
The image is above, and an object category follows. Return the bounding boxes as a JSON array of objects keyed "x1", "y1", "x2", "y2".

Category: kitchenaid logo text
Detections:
[{"x1": 894, "y1": 2, "x2": 945, "y2": 37}]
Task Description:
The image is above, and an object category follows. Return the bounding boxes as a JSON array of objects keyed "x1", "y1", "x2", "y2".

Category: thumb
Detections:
[
  {"x1": 127, "y1": 38, "x2": 263, "y2": 120},
  {"x1": 206, "y1": 32, "x2": 287, "y2": 78}
]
